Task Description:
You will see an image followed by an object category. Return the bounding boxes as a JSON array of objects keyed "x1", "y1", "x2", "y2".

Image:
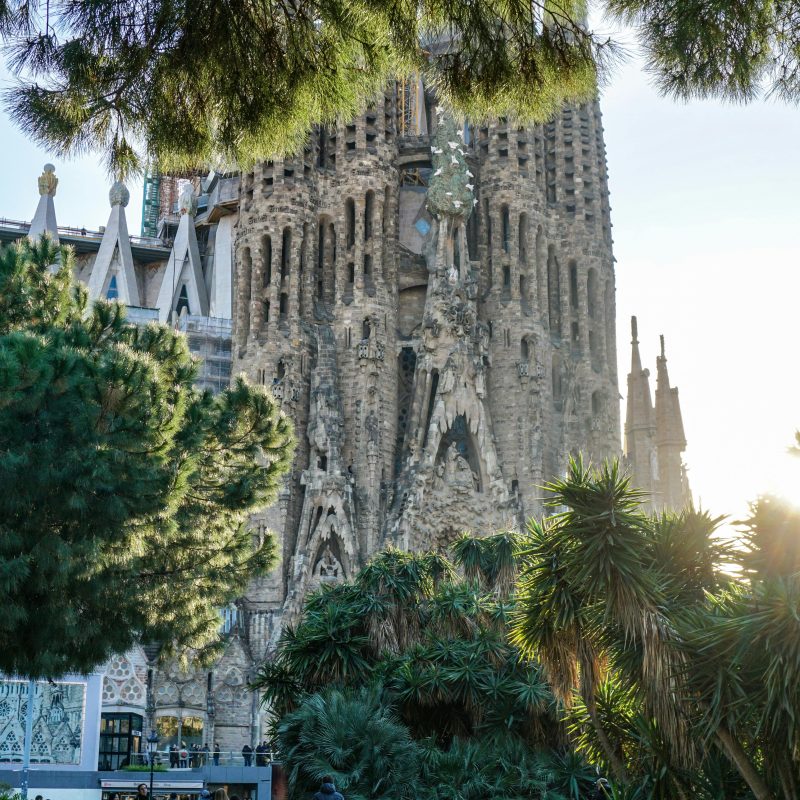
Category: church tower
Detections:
[
  {"x1": 624, "y1": 316, "x2": 690, "y2": 509},
  {"x1": 232, "y1": 85, "x2": 622, "y2": 644}
]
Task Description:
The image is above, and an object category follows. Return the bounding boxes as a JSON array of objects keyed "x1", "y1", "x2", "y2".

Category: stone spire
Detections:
[
  {"x1": 655, "y1": 334, "x2": 690, "y2": 509},
  {"x1": 28, "y1": 164, "x2": 60, "y2": 245},
  {"x1": 86, "y1": 181, "x2": 141, "y2": 306},
  {"x1": 155, "y1": 182, "x2": 209, "y2": 323},
  {"x1": 624, "y1": 316, "x2": 656, "y2": 496}
]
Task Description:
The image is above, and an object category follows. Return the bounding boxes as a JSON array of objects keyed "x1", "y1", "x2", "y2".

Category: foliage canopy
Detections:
[{"x1": 0, "y1": 237, "x2": 294, "y2": 677}]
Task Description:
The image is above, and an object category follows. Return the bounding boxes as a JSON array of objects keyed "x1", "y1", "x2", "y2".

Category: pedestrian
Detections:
[
  {"x1": 213, "y1": 741, "x2": 221, "y2": 766},
  {"x1": 213, "y1": 790, "x2": 229, "y2": 800},
  {"x1": 199, "y1": 789, "x2": 211, "y2": 800},
  {"x1": 169, "y1": 744, "x2": 178, "y2": 769},
  {"x1": 202, "y1": 742, "x2": 210, "y2": 766},
  {"x1": 137, "y1": 783, "x2": 149, "y2": 800},
  {"x1": 169, "y1": 794, "x2": 178, "y2": 800},
  {"x1": 179, "y1": 741, "x2": 189, "y2": 768},
  {"x1": 313, "y1": 775, "x2": 344, "y2": 800},
  {"x1": 254, "y1": 742, "x2": 265, "y2": 767},
  {"x1": 241, "y1": 743, "x2": 253, "y2": 767}
]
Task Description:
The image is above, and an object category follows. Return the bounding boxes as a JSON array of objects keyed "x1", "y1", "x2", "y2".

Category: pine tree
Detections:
[
  {"x1": 0, "y1": 237, "x2": 294, "y2": 678},
  {"x1": 0, "y1": 0, "x2": 604, "y2": 176}
]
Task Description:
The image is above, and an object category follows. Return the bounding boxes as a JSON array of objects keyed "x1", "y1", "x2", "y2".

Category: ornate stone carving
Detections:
[{"x1": 37, "y1": 164, "x2": 58, "y2": 197}]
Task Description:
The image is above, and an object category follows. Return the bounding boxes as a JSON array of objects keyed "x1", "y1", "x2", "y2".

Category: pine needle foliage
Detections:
[
  {"x1": 0, "y1": 237, "x2": 294, "y2": 677},
  {"x1": 0, "y1": 0, "x2": 611, "y2": 176}
]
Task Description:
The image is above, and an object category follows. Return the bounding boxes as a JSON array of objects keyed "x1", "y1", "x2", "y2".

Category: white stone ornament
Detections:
[
  {"x1": 109, "y1": 181, "x2": 130, "y2": 208},
  {"x1": 448, "y1": 142, "x2": 459, "y2": 149},
  {"x1": 434, "y1": 169, "x2": 442, "y2": 176},
  {"x1": 178, "y1": 183, "x2": 197, "y2": 216},
  {"x1": 466, "y1": 184, "x2": 474, "y2": 191},
  {"x1": 37, "y1": 164, "x2": 58, "y2": 197},
  {"x1": 451, "y1": 156, "x2": 459, "y2": 165}
]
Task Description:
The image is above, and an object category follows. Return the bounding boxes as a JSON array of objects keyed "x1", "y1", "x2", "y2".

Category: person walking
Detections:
[
  {"x1": 169, "y1": 744, "x2": 178, "y2": 769},
  {"x1": 179, "y1": 742, "x2": 188, "y2": 768},
  {"x1": 137, "y1": 783, "x2": 150, "y2": 800},
  {"x1": 213, "y1": 742, "x2": 221, "y2": 766},
  {"x1": 313, "y1": 775, "x2": 344, "y2": 800},
  {"x1": 201, "y1": 742, "x2": 210, "y2": 766},
  {"x1": 241, "y1": 743, "x2": 253, "y2": 767},
  {"x1": 254, "y1": 742, "x2": 265, "y2": 767}
]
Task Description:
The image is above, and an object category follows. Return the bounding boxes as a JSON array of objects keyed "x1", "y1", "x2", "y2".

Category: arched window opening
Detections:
[
  {"x1": 281, "y1": 228, "x2": 291, "y2": 278},
  {"x1": 277, "y1": 360, "x2": 286, "y2": 379},
  {"x1": 176, "y1": 284, "x2": 190, "y2": 316},
  {"x1": 362, "y1": 318, "x2": 371, "y2": 340},
  {"x1": 520, "y1": 338, "x2": 529, "y2": 360},
  {"x1": 501, "y1": 205, "x2": 511, "y2": 253},
  {"x1": 503, "y1": 265, "x2": 511, "y2": 288},
  {"x1": 364, "y1": 254, "x2": 372, "y2": 277},
  {"x1": 589, "y1": 330, "x2": 601, "y2": 370},
  {"x1": 453, "y1": 225, "x2": 461, "y2": 273},
  {"x1": 422, "y1": 369, "x2": 440, "y2": 449},
  {"x1": 569, "y1": 260, "x2": 579, "y2": 310},
  {"x1": 263, "y1": 299, "x2": 271, "y2": 323},
  {"x1": 591, "y1": 390, "x2": 603, "y2": 416},
  {"x1": 518, "y1": 213, "x2": 529, "y2": 264},
  {"x1": 547, "y1": 246, "x2": 561, "y2": 336},
  {"x1": 262, "y1": 235, "x2": 272, "y2": 286},
  {"x1": 364, "y1": 190, "x2": 375, "y2": 240},
  {"x1": 317, "y1": 127, "x2": 328, "y2": 168},
  {"x1": 382, "y1": 186, "x2": 391, "y2": 233},
  {"x1": 435, "y1": 414, "x2": 482, "y2": 492},
  {"x1": 348, "y1": 262, "x2": 355, "y2": 284},
  {"x1": 345, "y1": 198, "x2": 356, "y2": 248},
  {"x1": 587, "y1": 268, "x2": 598, "y2": 319},
  {"x1": 279, "y1": 292, "x2": 288, "y2": 317},
  {"x1": 106, "y1": 275, "x2": 119, "y2": 300},
  {"x1": 519, "y1": 275, "x2": 528, "y2": 304},
  {"x1": 319, "y1": 454, "x2": 328, "y2": 471}
]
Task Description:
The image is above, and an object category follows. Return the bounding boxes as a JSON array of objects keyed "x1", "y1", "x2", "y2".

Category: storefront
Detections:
[
  {"x1": 98, "y1": 713, "x2": 144, "y2": 770},
  {"x1": 101, "y1": 778, "x2": 205, "y2": 800}
]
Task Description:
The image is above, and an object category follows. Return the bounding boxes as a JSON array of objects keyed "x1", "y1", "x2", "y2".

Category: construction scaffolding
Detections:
[
  {"x1": 177, "y1": 315, "x2": 233, "y2": 394},
  {"x1": 141, "y1": 168, "x2": 161, "y2": 238},
  {"x1": 398, "y1": 75, "x2": 426, "y2": 136}
]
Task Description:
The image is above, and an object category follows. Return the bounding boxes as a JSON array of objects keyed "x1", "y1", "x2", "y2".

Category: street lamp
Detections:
[{"x1": 147, "y1": 731, "x2": 159, "y2": 800}]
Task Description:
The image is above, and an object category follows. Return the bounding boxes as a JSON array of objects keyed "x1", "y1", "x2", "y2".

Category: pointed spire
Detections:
[
  {"x1": 86, "y1": 181, "x2": 141, "y2": 306},
  {"x1": 630, "y1": 315, "x2": 643, "y2": 372},
  {"x1": 654, "y1": 334, "x2": 690, "y2": 508},
  {"x1": 155, "y1": 183, "x2": 209, "y2": 323},
  {"x1": 28, "y1": 164, "x2": 60, "y2": 244},
  {"x1": 655, "y1": 334, "x2": 686, "y2": 449},
  {"x1": 624, "y1": 315, "x2": 656, "y2": 495}
]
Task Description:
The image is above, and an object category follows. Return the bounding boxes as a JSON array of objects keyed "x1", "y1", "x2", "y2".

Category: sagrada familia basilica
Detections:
[{"x1": 0, "y1": 81, "x2": 690, "y2": 758}]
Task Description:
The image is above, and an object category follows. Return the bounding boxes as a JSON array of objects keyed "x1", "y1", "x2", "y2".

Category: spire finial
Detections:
[
  {"x1": 109, "y1": 181, "x2": 130, "y2": 208},
  {"x1": 660, "y1": 334, "x2": 665, "y2": 359},
  {"x1": 38, "y1": 164, "x2": 58, "y2": 197},
  {"x1": 631, "y1": 315, "x2": 639, "y2": 343}
]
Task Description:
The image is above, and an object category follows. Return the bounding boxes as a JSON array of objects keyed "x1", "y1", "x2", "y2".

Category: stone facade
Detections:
[
  {"x1": 231, "y1": 89, "x2": 624, "y2": 654},
  {"x1": 4, "y1": 81, "x2": 691, "y2": 756}
]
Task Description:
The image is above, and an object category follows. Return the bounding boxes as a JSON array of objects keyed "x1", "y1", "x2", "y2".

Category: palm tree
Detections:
[
  {"x1": 276, "y1": 686, "x2": 420, "y2": 800},
  {"x1": 511, "y1": 457, "x2": 782, "y2": 800}
]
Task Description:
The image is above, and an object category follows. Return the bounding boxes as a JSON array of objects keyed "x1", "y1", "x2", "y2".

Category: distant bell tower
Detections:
[{"x1": 624, "y1": 316, "x2": 690, "y2": 509}]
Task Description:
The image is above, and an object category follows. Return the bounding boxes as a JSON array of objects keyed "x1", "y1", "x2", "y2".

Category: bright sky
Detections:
[{"x1": 1, "y1": 26, "x2": 799, "y2": 528}]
